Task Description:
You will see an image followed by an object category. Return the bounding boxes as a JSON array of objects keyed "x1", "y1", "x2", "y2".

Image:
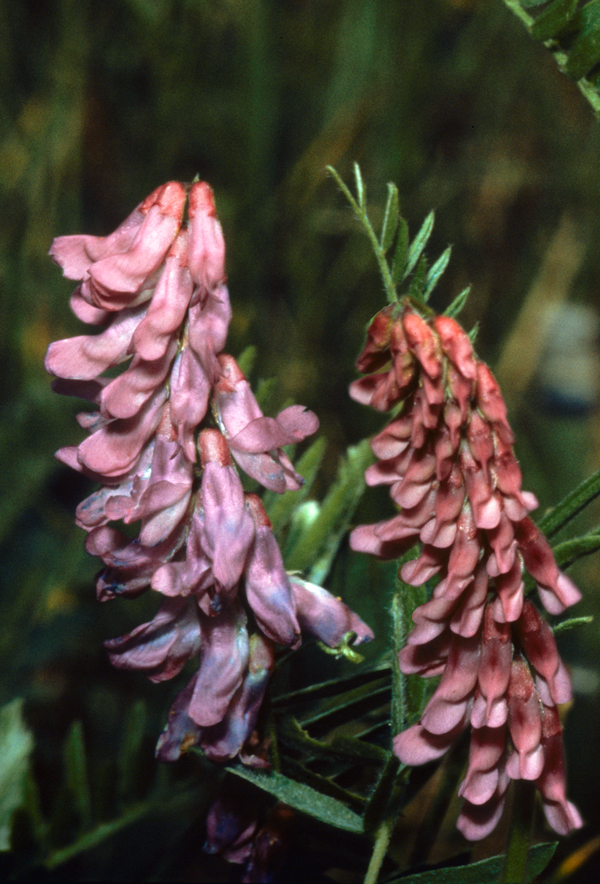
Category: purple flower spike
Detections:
[{"x1": 47, "y1": 177, "x2": 373, "y2": 783}]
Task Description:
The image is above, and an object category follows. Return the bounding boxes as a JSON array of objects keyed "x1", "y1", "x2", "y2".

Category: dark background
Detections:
[{"x1": 2, "y1": 0, "x2": 600, "y2": 880}]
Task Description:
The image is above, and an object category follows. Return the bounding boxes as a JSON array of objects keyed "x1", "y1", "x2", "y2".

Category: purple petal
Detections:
[
  {"x1": 188, "y1": 604, "x2": 249, "y2": 727},
  {"x1": 104, "y1": 596, "x2": 201, "y2": 681},
  {"x1": 290, "y1": 577, "x2": 374, "y2": 647}
]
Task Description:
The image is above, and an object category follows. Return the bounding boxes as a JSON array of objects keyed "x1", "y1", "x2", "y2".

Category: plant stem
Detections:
[
  {"x1": 364, "y1": 814, "x2": 396, "y2": 884},
  {"x1": 502, "y1": 780, "x2": 535, "y2": 884}
]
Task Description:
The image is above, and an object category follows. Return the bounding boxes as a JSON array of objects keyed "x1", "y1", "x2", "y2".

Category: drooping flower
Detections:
[
  {"x1": 351, "y1": 299, "x2": 582, "y2": 839},
  {"x1": 47, "y1": 179, "x2": 373, "y2": 768}
]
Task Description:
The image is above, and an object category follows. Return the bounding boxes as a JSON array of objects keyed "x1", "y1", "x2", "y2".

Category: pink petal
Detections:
[
  {"x1": 244, "y1": 499, "x2": 300, "y2": 648},
  {"x1": 187, "y1": 181, "x2": 226, "y2": 292},
  {"x1": 189, "y1": 604, "x2": 249, "y2": 727},
  {"x1": 88, "y1": 183, "x2": 186, "y2": 309},
  {"x1": 290, "y1": 576, "x2": 374, "y2": 647},
  {"x1": 169, "y1": 348, "x2": 211, "y2": 462},
  {"x1": 104, "y1": 597, "x2": 201, "y2": 681},
  {"x1": 200, "y1": 458, "x2": 255, "y2": 596},
  {"x1": 44, "y1": 304, "x2": 146, "y2": 381},
  {"x1": 131, "y1": 231, "x2": 194, "y2": 361},
  {"x1": 78, "y1": 387, "x2": 168, "y2": 478}
]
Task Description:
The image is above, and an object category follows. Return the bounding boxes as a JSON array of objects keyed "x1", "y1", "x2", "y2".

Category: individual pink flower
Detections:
[
  {"x1": 213, "y1": 354, "x2": 319, "y2": 492},
  {"x1": 351, "y1": 299, "x2": 582, "y2": 839}
]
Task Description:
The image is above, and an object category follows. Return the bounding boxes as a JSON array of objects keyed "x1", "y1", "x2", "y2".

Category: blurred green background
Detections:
[{"x1": 2, "y1": 0, "x2": 600, "y2": 879}]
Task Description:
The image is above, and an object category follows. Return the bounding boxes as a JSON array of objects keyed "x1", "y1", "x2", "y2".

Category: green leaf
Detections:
[
  {"x1": 423, "y1": 247, "x2": 452, "y2": 302},
  {"x1": 354, "y1": 161, "x2": 366, "y2": 209},
  {"x1": 391, "y1": 217, "x2": 410, "y2": 285},
  {"x1": 403, "y1": 211, "x2": 435, "y2": 282},
  {"x1": 64, "y1": 721, "x2": 93, "y2": 832},
  {"x1": 537, "y1": 465, "x2": 600, "y2": 537},
  {"x1": 362, "y1": 753, "x2": 401, "y2": 833},
  {"x1": 279, "y1": 717, "x2": 389, "y2": 764},
  {"x1": 552, "y1": 533, "x2": 600, "y2": 569},
  {"x1": 225, "y1": 765, "x2": 364, "y2": 833},
  {"x1": 273, "y1": 663, "x2": 390, "y2": 708},
  {"x1": 443, "y1": 285, "x2": 471, "y2": 319},
  {"x1": 0, "y1": 699, "x2": 34, "y2": 851},
  {"x1": 553, "y1": 614, "x2": 594, "y2": 634},
  {"x1": 295, "y1": 676, "x2": 390, "y2": 727},
  {"x1": 284, "y1": 440, "x2": 372, "y2": 582},
  {"x1": 386, "y1": 841, "x2": 557, "y2": 884},
  {"x1": 117, "y1": 700, "x2": 147, "y2": 803},
  {"x1": 408, "y1": 254, "x2": 429, "y2": 302},
  {"x1": 264, "y1": 436, "x2": 327, "y2": 536},
  {"x1": 564, "y1": 0, "x2": 600, "y2": 79},
  {"x1": 380, "y1": 183, "x2": 400, "y2": 253},
  {"x1": 530, "y1": 0, "x2": 578, "y2": 42},
  {"x1": 44, "y1": 789, "x2": 200, "y2": 869},
  {"x1": 236, "y1": 344, "x2": 257, "y2": 377}
]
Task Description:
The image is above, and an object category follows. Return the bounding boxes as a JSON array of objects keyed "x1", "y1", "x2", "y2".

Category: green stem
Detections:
[
  {"x1": 502, "y1": 780, "x2": 535, "y2": 884},
  {"x1": 327, "y1": 165, "x2": 397, "y2": 303},
  {"x1": 390, "y1": 589, "x2": 407, "y2": 736},
  {"x1": 364, "y1": 814, "x2": 396, "y2": 884},
  {"x1": 409, "y1": 735, "x2": 467, "y2": 868}
]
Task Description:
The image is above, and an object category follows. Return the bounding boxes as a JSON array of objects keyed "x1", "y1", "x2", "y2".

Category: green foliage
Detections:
[
  {"x1": 0, "y1": 700, "x2": 33, "y2": 851},
  {"x1": 328, "y1": 167, "x2": 456, "y2": 310},
  {"x1": 385, "y1": 841, "x2": 557, "y2": 884},
  {"x1": 504, "y1": 0, "x2": 600, "y2": 115}
]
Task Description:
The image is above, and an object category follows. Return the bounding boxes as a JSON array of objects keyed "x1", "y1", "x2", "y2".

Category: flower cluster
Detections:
[
  {"x1": 46, "y1": 180, "x2": 373, "y2": 766},
  {"x1": 204, "y1": 785, "x2": 295, "y2": 883},
  {"x1": 350, "y1": 301, "x2": 582, "y2": 839}
]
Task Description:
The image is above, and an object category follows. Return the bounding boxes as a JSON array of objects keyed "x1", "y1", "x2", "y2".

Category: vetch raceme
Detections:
[
  {"x1": 46, "y1": 180, "x2": 373, "y2": 767},
  {"x1": 350, "y1": 299, "x2": 582, "y2": 840}
]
